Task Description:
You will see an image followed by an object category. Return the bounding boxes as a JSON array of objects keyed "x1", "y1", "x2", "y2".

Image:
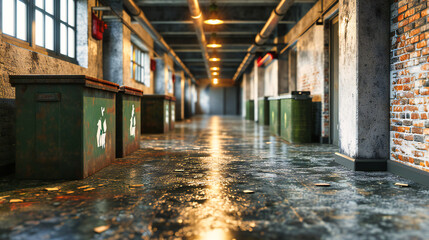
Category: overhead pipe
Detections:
[
  {"x1": 123, "y1": 0, "x2": 196, "y2": 82},
  {"x1": 233, "y1": 0, "x2": 295, "y2": 81},
  {"x1": 187, "y1": 0, "x2": 212, "y2": 80}
]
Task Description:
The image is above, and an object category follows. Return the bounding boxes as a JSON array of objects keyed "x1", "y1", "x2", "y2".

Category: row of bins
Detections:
[
  {"x1": 266, "y1": 92, "x2": 313, "y2": 143},
  {"x1": 10, "y1": 75, "x2": 176, "y2": 180}
]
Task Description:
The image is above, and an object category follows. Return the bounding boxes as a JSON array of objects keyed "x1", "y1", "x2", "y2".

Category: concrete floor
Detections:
[{"x1": 1, "y1": 116, "x2": 429, "y2": 239}]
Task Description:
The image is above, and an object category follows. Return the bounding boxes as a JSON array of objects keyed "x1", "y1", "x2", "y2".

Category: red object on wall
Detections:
[
  {"x1": 150, "y1": 59, "x2": 156, "y2": 71},
  {"x1": 92, "y1": 12, "x2": 107, "y2": 40},
  {"x1": 172, "y1": 74, "x2": 176, "y2": 84},
  {"x1": 257, "y1": 53, "x2": 276, "y2": 67}
]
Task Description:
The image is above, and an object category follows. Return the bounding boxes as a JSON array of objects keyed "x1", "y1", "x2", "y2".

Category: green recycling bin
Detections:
[
  {"x1": 116, "y1": 86, "x2": 143, "y2": 158},
  {"x1": 269, "y1": 97, "x2": 281, "y2": 135},
  {"x1": 141, "y1": 95, "x2": 170, "y2": 134},
  {"x1": 169, "y1": 96, "x2": 176, "y2": 131},
  {"x1": 245, "y1": 100, "x2": 254, "y2": 121},
  {"x1": 258, "y1": 97, "x2": 269, "y2": 126},
  {"x1": 10, "y1": 75, "x2": 119, "y2": 179},
  {"x1": 280, "y1": 91, "x2": 313, "y2": 143}
]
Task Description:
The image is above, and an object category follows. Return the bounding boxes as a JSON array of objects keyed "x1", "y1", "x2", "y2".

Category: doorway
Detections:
[{"x1": 330, "y1": 16, "x2": 339, "y2": 146}]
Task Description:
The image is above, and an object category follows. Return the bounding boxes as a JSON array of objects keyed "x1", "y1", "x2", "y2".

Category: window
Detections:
[
  {"x1": 1, "y1": 0, "x2": 28, "y2": 41},
  {"x1": 131, "y1": 44, "x2": 150, "y2": 87},
  {"x1": 0, "y1": 0, "x2": 76, "y2": 58}
]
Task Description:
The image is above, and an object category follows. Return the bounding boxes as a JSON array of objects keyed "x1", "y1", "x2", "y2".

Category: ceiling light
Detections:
[
  {"x1": 210, "y1": 67, "x2": 220, "y2": 71},
  {"x1": 207, "y1": 43, "x2": 222, "y2": 48},
  {"x1": 212, "y1": 72, "x2": 219, "y2": 76},
  {"x1": 213, "y1": 78, "x2": 219, "y2": 84},
  {"x1": 209, "y1": 57, "x2": 220, "y2": 62},
  {"x1": 204, "y1": 2, "x2": 223, "y2": 25},
  {"x1": 204, "y1": 19, "x2": 224, "y2": 25}
]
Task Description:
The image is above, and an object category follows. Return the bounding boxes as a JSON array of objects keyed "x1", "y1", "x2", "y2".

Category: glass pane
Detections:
[
  {"x1": 60, "y1": 0, "x2": 67, "y2": 22},
  {"x1": 68, "y1": 27, "x2": 75, "y2": 58},
  {"x1": 130, "y1": 46, "x2": 134, "y2": 78},
  {"x1": 60, "y1": 23, "x2": 67, "y2": 55},
  {"x1": 68, "y1": 0, "x2": 75, "y2": 26},
  {"x1": 45, "y1": 0, "x2": 54, "y2": 14},
  {"x1": 35, "y1": 0, "x2": 44, "y2": 9},
  {"x1": 2, "y1": 0, "x2": 15, "y2": 36},
  {"x1": 45, "y1": 15, "x2": 54, "y2": 50},
  {"x1": 16, "y1": 1, "x2": 27, "y2": 40},
  {"x1": 141, "y1": 67, "x2": 144, "y2": 83},
  {"x1": 35, "y1": 10, "x2": 44, "y2": 47}
]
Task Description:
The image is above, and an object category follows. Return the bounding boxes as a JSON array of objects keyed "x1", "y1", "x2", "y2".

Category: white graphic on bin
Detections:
[
  {"x1": 97, "y1": 107, "x2": 107, "y2": 148},
  {"x1": 130, "y1": 104, "x2": 136, "y2": 137}
]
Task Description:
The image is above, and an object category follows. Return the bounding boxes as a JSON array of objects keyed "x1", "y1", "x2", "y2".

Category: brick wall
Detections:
[{"x1": 391, "y1": 0, "x2": 429, "y2": 171}]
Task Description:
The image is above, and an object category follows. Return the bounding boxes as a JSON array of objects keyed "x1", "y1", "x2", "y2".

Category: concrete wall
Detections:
[
  {"x1": 297, "y1": 25, "x2": 324, "y2": 102},
  {"x1": 264, "y1": 60, "x2": 278, "y2": 97},
  {"x1": 391, "y1": 0, "x2": 429, "y2": 170}
]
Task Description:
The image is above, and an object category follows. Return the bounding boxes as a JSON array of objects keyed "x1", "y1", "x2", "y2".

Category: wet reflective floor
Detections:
[{"x1": 1, "y1": 116, "x2": 429, "y2": 239}]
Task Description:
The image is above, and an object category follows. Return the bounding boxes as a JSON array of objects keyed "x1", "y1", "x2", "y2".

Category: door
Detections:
[{"x1": 330, "y1": 16, "x2": 339, "y2": 146}]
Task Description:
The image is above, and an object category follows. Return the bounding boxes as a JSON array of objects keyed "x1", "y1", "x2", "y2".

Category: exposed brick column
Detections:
[{"x1": 335, "y1": 0, "x2": 390, "y2": 170}]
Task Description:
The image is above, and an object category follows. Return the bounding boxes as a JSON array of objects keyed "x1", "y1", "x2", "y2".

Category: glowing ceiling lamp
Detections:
[
  {"x1": 213, "y1": 78, "x2": 219, "y2": 84},
  {"x1": 207, "y1": 32, "x2": 222, "y2": 48},
  {"x1": 209, "y1": 57, "x2": 221, "y2": 62},
  {"x1": 210, "y1": 67, "x2": 220, "y2": 71},
  {"x1": 204, "y1": 2, "x2": 223, "y2": 25},
  {"x1": 212, "y1": 72, "x2": 219, "y2": 76}
]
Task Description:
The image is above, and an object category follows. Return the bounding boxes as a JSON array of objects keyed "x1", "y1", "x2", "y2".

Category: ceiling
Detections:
[{"x1": 136, "y1": 0, "x2": 317, "y2": 81}]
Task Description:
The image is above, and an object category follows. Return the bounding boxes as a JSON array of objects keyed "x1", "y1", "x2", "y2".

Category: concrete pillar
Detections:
[
  {"x1": 102, "y1": 0, "x2": 124, "y2": 85},
  {"x1": 184, "y1": 78, "x2": 192, "y2": 119},
  {"x1": 335, "y1": 0, "x2": 390, "y2": 171},
  {"x1": 174, "y1": 71, "x2": 185, "y2": 121},
  {"x1": 154, "y1": 58, "x2": 165, "y2": 94},
  {"x1": 241, "y1": 75, "x2": 247, "y2": 117}
]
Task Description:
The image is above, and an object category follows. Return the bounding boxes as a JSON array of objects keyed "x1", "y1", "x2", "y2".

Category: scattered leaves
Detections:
[
  {"x1": 395, "y1": 183, "x2": 409, "y2": 187},
  {"x1": 153, "y1": 148, "x2": 164, "y2": 151},
  {"x1": 9, "y1": 199, "x2": 23, "y2": 203},
  {"x1": 174, "y1": 169, "x2": 185, "y2": 172},
  {"x1": 66, "y1": 191, "x2": 75, "y2": 194},
  {"x1": 315, "y1": 183, "x2": 331, "y2": 187},
  {"x1": 129, "y1": 184, "x2": 144, "y2": 188},
  {"x1": 77, "y1": 185, "x2": 90, "y2": 189},
  {"x1": 93, "y1": 225, "x2": 110, "y2": 233},
  {"x1": 45, "y1": 187, "x2": 59, "y2": 191},
  {"x1": 243, "y1": 190, "x2": 255, "y2": 194},
  {"x1": 83, "y1": 188, "x2": 95, "y2": 191}
]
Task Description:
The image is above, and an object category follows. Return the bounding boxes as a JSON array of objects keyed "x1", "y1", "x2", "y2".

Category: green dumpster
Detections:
[
  {"x1": 10, "y1": 75, "x2": 119, "y2": 179},
  {"x1": 116, "y1": 86, "x2": 143, "y2": 158},
  {"x1": 141, "y1": 95, "x2": 170, "y2": 134},
  {"x1": 280, "y1": 91, "x2": 313, "y2": 143},
  {"x1": 245, "y1": 100, "x2": 254, "y2": 121},
  {"x1": 269, "y1": 97, "x2": 281, "y2": 135},
  {"x1": 258, "y1": 97, "x2": 269, "y2": 126},
  {"x1": 169, "y1": 96, "x2": 176, "y2": 131}
]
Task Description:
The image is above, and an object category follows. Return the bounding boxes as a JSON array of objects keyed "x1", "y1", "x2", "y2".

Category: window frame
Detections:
[
  {"x1": 0, "y1": 0, "x2": 77, "y2": 62},
  {"x1": 130, "y1": 43, "x2": 150, "y2": 87}
]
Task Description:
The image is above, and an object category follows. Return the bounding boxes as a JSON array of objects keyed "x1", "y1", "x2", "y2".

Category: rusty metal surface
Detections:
[
  {"x1": 141, "y1": 95, "x2": 170, "y2": 134},
  {"x1": 12, "y1": 75, "x2": 118, "y2": 180},
  {"x1": 116, "y1": 90, "x2": 141, "y2": 158}
]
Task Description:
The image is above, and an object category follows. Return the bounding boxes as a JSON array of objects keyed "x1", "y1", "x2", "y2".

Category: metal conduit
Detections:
[
  {"x1": 233, "y1": 0, "x2": 294, "y2": 81},
  {"x1": 123, "y1": 0, "x2": 196, "y2": 82},
  {"x1": 187, "y1": 0, "x2": 212, "y2": 80}
]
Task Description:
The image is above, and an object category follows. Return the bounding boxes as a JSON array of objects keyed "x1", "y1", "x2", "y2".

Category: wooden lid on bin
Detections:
[
  {"x1": 119, "y1": 86, "x2": 143, "y2": 97},
  {"x1": 9, "y1": 75, "x2": 119, "y2": 93}
]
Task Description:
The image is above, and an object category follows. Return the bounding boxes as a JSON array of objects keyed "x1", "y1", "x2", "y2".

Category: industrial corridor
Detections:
[
  {"x1": 1, "y1": 116, "x2": 429, "y2": 239},
  {"x1": 1, "y1": 0, "x2": 429, "y2": 239}
]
